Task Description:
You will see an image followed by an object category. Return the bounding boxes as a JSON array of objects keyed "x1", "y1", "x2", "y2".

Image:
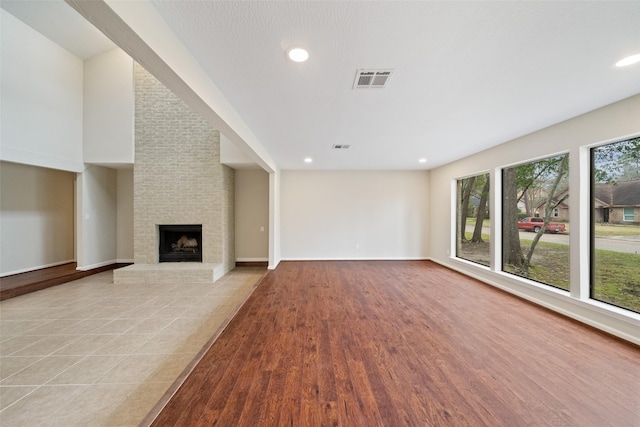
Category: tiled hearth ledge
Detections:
[{"x1": 113, "y1": 263, "x2": 225, "y2": 284}]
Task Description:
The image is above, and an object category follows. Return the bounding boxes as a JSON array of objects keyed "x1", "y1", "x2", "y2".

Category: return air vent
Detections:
[
  {"x1": 353, "y1": 69, "x2": 394, "y2": 89},
  {"x1": 332, "y1": 144, "x2": 351, "y2": 149}
]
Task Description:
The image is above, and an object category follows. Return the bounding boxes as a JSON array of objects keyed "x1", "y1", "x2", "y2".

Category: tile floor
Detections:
[{"x1": 0, "y1": 267, "x2": 266, "y2": 426}]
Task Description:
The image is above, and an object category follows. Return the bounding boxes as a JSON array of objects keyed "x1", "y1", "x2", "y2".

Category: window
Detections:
[
  {"x1": 455, "y1": 173, "x2": 490, "y2": 267},
  {"x1": 591, "y1": 138, "x2": 640, "y2": 313},
  {"x1": 502, "y1": 154, "x2": 569, "y2": 290},
  {"x1": 623, "y1": 208, "x2": 635, "y2": 222}
]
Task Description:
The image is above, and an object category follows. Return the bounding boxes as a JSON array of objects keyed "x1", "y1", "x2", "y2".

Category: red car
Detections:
[{"x1": 517, "y1": 217, "x2": 566, "y2": 233}]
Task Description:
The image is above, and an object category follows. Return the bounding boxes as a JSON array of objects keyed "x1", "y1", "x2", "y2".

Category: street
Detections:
[{"x1": 466, "y1": 226, "x2": 640, "y2": 254}]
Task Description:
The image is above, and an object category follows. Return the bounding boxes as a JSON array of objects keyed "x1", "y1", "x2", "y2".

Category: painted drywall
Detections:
[
  {"x1": 0, "y1": 10, "x2": 83, "y2": 172},
  {"x1": 116, "y1": 168, "x2": 134, "y2": 262},
  {"x1": 76, "y1": 165, "x2": 117, "y2": 270},
  {"x1": 220, "y1": 133, "x2": 256, "y2": 168},
  {"x1": 269, "y1": 170, "x2": 281, "y2": 270},
  {"x1": 0, "y1": 162, "x2": 75, "y2": 275},
  {"x1": 429, "y1": 93, "x2": 640, "y2": 345},
  {"x1": 84, "y1": 48, "x2": 135, "y2": 165},
  {"x1": 281, "y1": 170, "x2": 430, "y2": 260},
  {"x1": 235, "y1": 169, "x2": 269, "y2": 261},
  {"x1": 222, "y1": 165, "x2": 236, "y2": 273}
]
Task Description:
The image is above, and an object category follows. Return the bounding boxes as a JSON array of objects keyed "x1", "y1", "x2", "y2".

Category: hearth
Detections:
[{"x1": 158, "y1": 225, "x2": 202, "y2": 263}]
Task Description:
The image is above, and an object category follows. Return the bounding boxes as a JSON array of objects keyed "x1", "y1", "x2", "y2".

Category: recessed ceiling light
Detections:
[
  {"x1": 419, "y1": 158, "x2": 427, "y2": 163},
  {"x1": 304, "y1": 157, "x2": 313, "y2": 163},
  {"x1": 288, "y1": 48, "x2": 309, "y2": 63},
  {"x1": 615, "y1": 53, "x2": 640, "y2": 67}
]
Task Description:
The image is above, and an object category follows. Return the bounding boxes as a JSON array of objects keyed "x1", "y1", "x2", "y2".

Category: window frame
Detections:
[
  {"x1": 589, "y1": 137, "x2": 640, "y2": 314},
  {"x1": 500, "y1": 153, "x2": 570, "y2": 291},
  {"x1": 454, "y1": 172, "x2": 491, "y2": 268},
  {"x1": 448, "y1": 133, "x2": 640, "y2": 328}
]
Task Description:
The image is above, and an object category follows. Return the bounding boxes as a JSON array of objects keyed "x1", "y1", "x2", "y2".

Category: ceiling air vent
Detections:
[
  {"x1": 332, "y1": 144, "x2": 351, "y2": 149},
  {"x1": 353, "y1": 69, "x2": 394, "y2": 89}
]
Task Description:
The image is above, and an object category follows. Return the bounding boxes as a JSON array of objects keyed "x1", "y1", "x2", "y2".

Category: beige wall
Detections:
[
  {"x1": 280, "y1": 170, "x2": 430, "y2": 260},
  {"x1": 221, "y1": 165, "x2": 236, "y2": 272},
  {"x1": 1, "y1": 12, "x2": 132, "y2": 275},
  {"x1": 428, "y1": 93, "x2": 640, "y2": 345},
  {"x1": 76, "y1": 165, "x2": 118, "y2": 270},
  {"x1": 235, "y1": 169, "x2": 269, "y2": 261},
  {"x1": 269, "y1": 171, "x2": 281, "y2": 269},
  {"x1": 0, "y1": 162, "x2": 75, "y2": 275},
  {"x1": 116, "y1": 169, "x2": 134, "y2": 262}
]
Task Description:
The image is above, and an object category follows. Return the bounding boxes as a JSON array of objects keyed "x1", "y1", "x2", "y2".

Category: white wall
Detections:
[
  {"x1": 0, "y1": 162, "x2": 75, "y2": 276},
  {"x1": 220, "y1": 133, "x2": 256, "y2": 168},
  {"x1": 116, "y1": 168, "x2": 134, "y2": 262},
  {"x1": 83, "y1": 48, "x2": 135, "y2": 165},
  {"x1": 235, "y1": 169, "x2": 269, "y2": 261},
  {"x1": 429, "y1": 94, "x2": 640, "y2": 345},
  {"x1": 281, "y1": 170, "x2": 430, "y2": 260},
  {"x1": 76, "y1": 165, "x2": 118, "y2": 270},
  {"x1": 0, "y1": 10, "x2": 83, "y2": 172},
  {"x1": 269, "y1": 170, "x2": 281, "y2": 270}
]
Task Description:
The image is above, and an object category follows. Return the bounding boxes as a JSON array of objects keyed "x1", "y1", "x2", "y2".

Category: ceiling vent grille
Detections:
[
  {"x1": 353, "y1": 69, "x2": 394, "y2": 89},
  {"x1": 332, "y1": 144, "x2": 351, "y2": 149}
]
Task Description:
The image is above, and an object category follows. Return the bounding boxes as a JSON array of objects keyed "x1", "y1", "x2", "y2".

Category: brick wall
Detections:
[{"x1": 133, "y1": 64, "x2": 234, "y2": 266}]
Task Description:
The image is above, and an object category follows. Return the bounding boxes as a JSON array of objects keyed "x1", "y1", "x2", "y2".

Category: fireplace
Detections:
[{"x1": 158, "y1": 225, "x2": 202, "y2": 263}]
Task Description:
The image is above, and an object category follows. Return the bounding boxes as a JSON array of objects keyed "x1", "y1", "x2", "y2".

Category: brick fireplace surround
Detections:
[{"x1": 114, "y1": 64, "x2": 234, "y2": 284}]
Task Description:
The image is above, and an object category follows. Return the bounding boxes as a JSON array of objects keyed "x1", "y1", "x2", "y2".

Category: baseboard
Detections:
[
  {"x1": 280, "y1": 257, "x2": 430, "y2": 261},
  {"x1": 429, "y1": 257, "x2": 640, "y2": 347},
  {"x1": 77, "y1": 260, "x2": 119, "y2": 271}
]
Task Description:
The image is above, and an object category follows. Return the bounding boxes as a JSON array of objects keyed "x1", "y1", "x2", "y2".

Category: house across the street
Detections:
[{"x1": 593, "y1": 179, "x2": 640, "y2": 224}]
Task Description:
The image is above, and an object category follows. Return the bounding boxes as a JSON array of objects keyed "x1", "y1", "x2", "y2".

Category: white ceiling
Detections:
[{"x1": 4, "y1": 1, "x2": 640, "y2": 170}]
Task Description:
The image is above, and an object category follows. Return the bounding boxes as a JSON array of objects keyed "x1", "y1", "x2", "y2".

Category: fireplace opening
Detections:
[{"x1": 158, "y1": 224, "x2": 202, "y2": 263}]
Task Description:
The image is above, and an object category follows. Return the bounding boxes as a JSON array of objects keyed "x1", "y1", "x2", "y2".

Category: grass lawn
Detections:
[
  {"x1": 593, "y1": 250, "x2": 640, "y2": 313},
  {"x1": 508, "y1": 240, "x2": 570, "y2": 291},
  {"x1": 465, "y1": 218, "x2": 489, "y2": 228},
  {"x1": 461, "y1": 235, "x2": 640, "y2": 313},
  {"x1": 594, "y1": 223, "x2": 640, "y2": 238}
]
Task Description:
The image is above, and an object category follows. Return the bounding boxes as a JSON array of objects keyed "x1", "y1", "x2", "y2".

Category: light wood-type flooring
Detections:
[
  {"x1": 151, "y1": 260, "x2": 640, "y2": 426},
  {"x1": 0, "y1": 267, "x2": 266, "y2": 426}
]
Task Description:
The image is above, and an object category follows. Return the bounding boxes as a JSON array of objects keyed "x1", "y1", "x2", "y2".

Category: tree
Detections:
[
  {"x1": 459, "y1": 176, "x2": 476, "y2": 242},
  {"x1": 456, "y1": 180, "x2": 463, "y2": 256},
  {"x1": 503, "y1": 154, "x2": 569, "y2": 275},
  {"x1": 523, "y1": 154, "x2": 569, "y2": 271},
  {"x1": 502, "y1": 167, "x2": 524, "y2": 268},
  {"x1": 593, "y1": 137, "x2": 640, "y2": 183},
  {"x1": 472, "y1": 176, "x2": 490, "y2": 243}
]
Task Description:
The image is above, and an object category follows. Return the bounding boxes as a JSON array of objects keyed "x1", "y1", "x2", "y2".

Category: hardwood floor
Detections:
[{"x1": 150, "y1": 260, "x2": 640, "y2": 426}]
